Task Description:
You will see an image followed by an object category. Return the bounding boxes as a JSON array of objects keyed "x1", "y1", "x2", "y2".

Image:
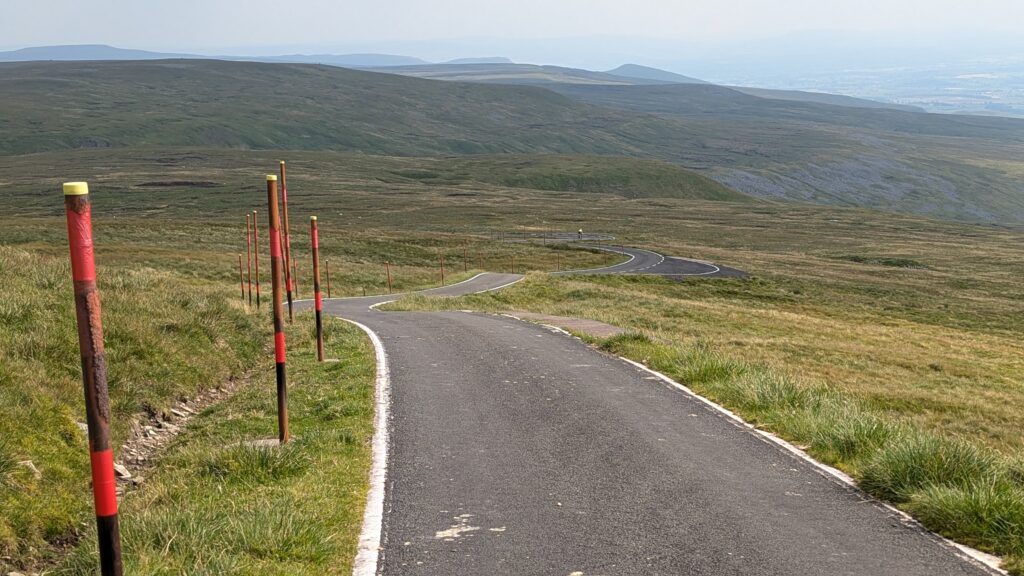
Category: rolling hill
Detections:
[
  {"x1": 1, "y1": 59, "x2": 1023, "y2": 223},
  {"x1": 605, "y1": 63, "x2": 706, "y2": 84}
]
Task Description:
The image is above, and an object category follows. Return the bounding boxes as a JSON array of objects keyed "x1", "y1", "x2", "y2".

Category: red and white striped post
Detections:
[
  {"x1": 310, "y1": 216, "x2": 325, "y2": 362},
  {"x1": 253, "y1": 210, "x2": 261, "y2": 310},
  {"x1": 266, "y1": 175, "x2": 289, "y2": 444},
  {"x1": 280, "y1": 161, "x2": 294, "y2": 322},
  {"x1": 62, "y1": 182, "x2": 123, "y2": 576},
  {"x1": 246, "y1": 213, "x2": 253, "y2": 306}
]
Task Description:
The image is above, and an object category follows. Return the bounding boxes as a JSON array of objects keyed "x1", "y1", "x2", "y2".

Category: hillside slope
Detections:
[{"x1": 2, "y1": 59, "x2": 1024, "y2": 223}]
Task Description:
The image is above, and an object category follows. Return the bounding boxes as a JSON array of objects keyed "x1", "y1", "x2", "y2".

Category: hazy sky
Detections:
[{"x1": 4, "y1": 0, "x2": 1024, "y2": 54}]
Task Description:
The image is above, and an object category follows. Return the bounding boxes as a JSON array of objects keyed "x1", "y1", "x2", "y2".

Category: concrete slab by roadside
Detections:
[{"x1": 508, "y1": 311, "x2": 625, "y2": 339}]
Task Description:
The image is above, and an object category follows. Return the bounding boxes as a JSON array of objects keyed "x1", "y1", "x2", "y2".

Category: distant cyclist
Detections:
[{"x1": 577, "y1": 228, "x2": 583, "y2": 241}]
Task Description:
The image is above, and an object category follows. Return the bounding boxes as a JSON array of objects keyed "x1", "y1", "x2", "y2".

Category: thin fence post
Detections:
[
  {"x1": 253, "y1": 210, "x2": 261, "y2": 310},
  {"x1": 440, "y1": 255, "x2": 446, "y2": 286},
  {"x1": 386, "y1": 261, "x2": 393, "y2": 294},
  {"x1": 463, "y1": 246, "x2": 468, "y2": 273},
  {"x1": 62, "y1": 182, "x2": 124, "y2": 576},
  {"x1": 246, "y1": 214, "x2": 253, "y2": 306},
  {"x1": 266, "y1": 175, "x2": 289, "y2": 444},
  {"x1": 238, "y1": 254, "x2": 245, "y2": 301},
  {"x1": 311, "y1": 216, "x2": 324, "y2": 362},
  {"x1": 325, "y1": 259, "x2": 332, "y2": 299},
  {"x1": 511, "y1": 255, "x2": 515, "y2": 274},
  {"x1": 280, "y1": 161, "x2": 294, "y2": 322}
]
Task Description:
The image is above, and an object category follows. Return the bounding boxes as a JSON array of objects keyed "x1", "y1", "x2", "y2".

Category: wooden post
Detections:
[
  {"x1": 62, "y1": 182, "x2": 124, "y2": 576},
  {"x1": 238, "y1": 254, "x2": 245, "y2": 301},
  {"x1": 246, "y1": 214, "x2": 253, "y2": 306},
  {"x1": 386, "y1": 261, "x2": 393, "y2": 294},
  {"x1": 440, "y1": 255, "x2": 446, "y2": 286},
  {"x1": 311, "y1": 216, "x2": 324, "y2": 362},
  {"x1": 266, "y1": 175, "x2": 289, "y2": 444},
  {"x1": 325, "y1": 259, "x2": 332, "y2": 299},
  {"x1": 253, "y1": 210, "x2": 261, "y2": 310},
  {"x1": 280, "y1": 161, "x2": 294, "y2": 322}
]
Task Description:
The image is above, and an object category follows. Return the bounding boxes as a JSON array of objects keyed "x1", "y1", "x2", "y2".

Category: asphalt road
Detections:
[
  {"x1": 299, "y1": 246, "x2": 994, "y2": 575},
  {"x1": 561, "y1": 245, "x2": 748, "y2": 278}
]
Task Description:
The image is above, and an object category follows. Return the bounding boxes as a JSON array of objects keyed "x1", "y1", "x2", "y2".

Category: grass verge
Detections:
[
  {"x1": 57, "y1": 313, "x2": 374, "y2": 574},
  {"x1": 0, "y1": 245, "x2": 263, "y2": 570}
]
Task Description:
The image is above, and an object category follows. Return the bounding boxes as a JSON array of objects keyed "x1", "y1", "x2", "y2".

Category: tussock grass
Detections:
[
  {"x1": 860, "y1": 435, "x2": 1003, "y2": 503},
  {"x1": 200, "y1": 444, "x2": 312, "y2": 485}
]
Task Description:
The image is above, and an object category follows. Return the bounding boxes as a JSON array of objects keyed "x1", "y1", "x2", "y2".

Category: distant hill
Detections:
[
  {"x1": 367, "y1": 63, "x2": 668, "y2": 85},
  {"x1": 0, "y1": 44, "x2": 427, "y2": 68},
  {"x1": 2, "y1": 59, "x2": 1024, "y2": 223},
  {"x1": 606, "y1": 64, "x2": 706, "y2": 84},
  {"x1": 261, "y1": 53, "x2": 428, "y2": 67},
  {"x1": 0, "y1": 44, "x2": 196, "y2": 62},
  {"x1": 729, "y1": 86, "x2": 922, "y2": 113},
  {"x1": 446, "y1": 57, "x2": 514, "y2": 65}
]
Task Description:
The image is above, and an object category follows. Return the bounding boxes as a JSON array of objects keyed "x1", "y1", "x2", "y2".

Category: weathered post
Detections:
[
  {"x1": 246, "y1": 213, "x2": 253, "y2": 306},
  {"x1": 266, "y1": 175, "x2": 289, "y2": 444},
  {"x1": 511, "y1": 254, "x2": 515, "y2": 274},
  {"x1": 253, "y1": 210, "x2": 261, "y2": 310},
  {"x1": 325, "y1": 259, "x2": 332, "y2": 298},
  {"x1": 311, "y1": 216, "x2": 325, "y2": 362},
  {"x1": 440, "y1": 254, "x2": 446, "y2": 286},
  {"x1": 280, "y1": 161, "x2": 294, "y2": 322},
  {"x1": 385, "y1": 261, "x2": 393, "y2": 294},
  {"x1": 463, "y1": 246, "x2": 468, "y2": 273},
  {"x1": 238, "y1": 254, "x2": 245, "y2": 301},
  {"x1": 62, "y1": 182, "x2": 124, "y2": 576}
]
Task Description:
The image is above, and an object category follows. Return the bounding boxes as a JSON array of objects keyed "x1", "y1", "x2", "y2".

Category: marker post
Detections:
[
  {"x1": 62, "y1": 182, "x2": 124, "y2": 576},
  {"x1": 280, "y1": 161, "x2": 294, "y2": 322},
  {"x1": 266, "y1": 175, "x2": 289, "y2": 444},
  {"x1": 310, "y1": 216, "x2": 325, "y2": 362},
  {"x1": 253, "y1": 210, "x2": 261, "y2": 310},
  {"x1": 246, "y1": 213, "x2": 253, "y2": 306},
  {"x1": 238, "y1": 254, "x2": 245, "y2": 301},
  {"x1": 385, "y1": 261, "x2": 393, "y2": 294},
  {"x1": 325, "y1": 259, "x2": 332, "y2": 298}
]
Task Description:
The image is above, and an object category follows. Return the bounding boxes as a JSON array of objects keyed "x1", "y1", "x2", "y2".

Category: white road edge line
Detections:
[
  {"x1": 616, "y1": 356, "x2": 1006, "y2": 575},
  {"x1": 345, "y1": 314, "x2": 392, "y2": 576}
]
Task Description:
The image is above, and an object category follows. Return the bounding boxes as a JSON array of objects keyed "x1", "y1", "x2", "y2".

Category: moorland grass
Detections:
[{"x1": 0, "y1": 245, "x2": 263, "y2": 570}]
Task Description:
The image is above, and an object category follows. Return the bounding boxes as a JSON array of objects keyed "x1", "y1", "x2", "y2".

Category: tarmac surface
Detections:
[{"x1": 296, "y1": 241, "x2": 996, "y2": 576}]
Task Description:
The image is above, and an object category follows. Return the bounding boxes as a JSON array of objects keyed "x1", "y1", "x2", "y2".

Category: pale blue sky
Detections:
[{"x1": 3, "y1": 0, "x2": 1023, "y2": 53}]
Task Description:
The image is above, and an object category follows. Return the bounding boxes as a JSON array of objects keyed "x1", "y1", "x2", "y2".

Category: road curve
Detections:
[
  {"x1": 560, "y1": 245, "x2": 748, "y2": 278},
  {"x1": 295, "y1": 250, "x2": 995, "y2": 575}
]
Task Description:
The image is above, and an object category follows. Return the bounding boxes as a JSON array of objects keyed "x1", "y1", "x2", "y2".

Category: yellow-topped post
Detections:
[
  {"x1": 63, "y1": 182, "x2": 90, "y2": 195},
  {"x1": 62, "y1": 180, "x2": 124, "y2": 576}
]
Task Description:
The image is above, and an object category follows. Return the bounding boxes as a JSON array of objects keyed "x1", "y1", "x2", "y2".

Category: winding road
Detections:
[{"x1": 298, "y1": 242, "x2": 997, "y2": 576}]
